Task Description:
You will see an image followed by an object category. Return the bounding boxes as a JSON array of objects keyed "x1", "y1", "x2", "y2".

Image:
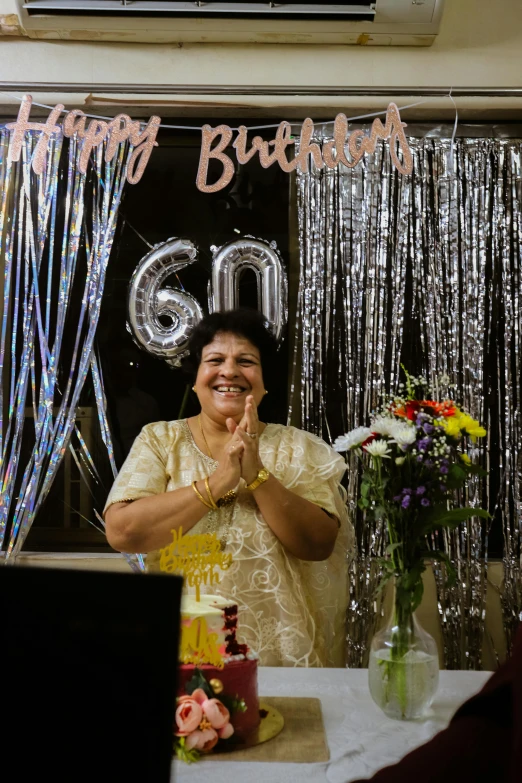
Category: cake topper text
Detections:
[
  {"x1": 180, "y1": 617, "x2": 224, "y2": 669},
  {"x1": 159, "y1": 527, "x2": 232, "y2": 601}
]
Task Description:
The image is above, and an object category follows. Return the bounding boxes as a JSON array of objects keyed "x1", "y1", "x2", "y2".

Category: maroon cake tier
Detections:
[{"x1": 178, "y1": 658, "x2": 260, "y2": 739}]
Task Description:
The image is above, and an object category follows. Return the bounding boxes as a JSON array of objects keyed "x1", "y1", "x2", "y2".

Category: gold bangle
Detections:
[
  {"x1": 192, "y1": 480, "x2": 213, "y2": 510},
  {"x1": 204, "y1": 477, "x2": 219, "y2": 511}
]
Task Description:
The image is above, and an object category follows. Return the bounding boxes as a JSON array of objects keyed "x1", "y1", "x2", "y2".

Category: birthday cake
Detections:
[
  {"x1": 159, "y1": 529, "x2": 261, "y2": 759},
  {"x1": 177, "y1": 594, "x2": 260, "y2": 742}
]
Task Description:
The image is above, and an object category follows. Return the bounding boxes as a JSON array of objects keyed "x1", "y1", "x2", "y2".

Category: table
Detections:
[{"x1": 173, "y1": 666, "x2": 491, "y2": 783}]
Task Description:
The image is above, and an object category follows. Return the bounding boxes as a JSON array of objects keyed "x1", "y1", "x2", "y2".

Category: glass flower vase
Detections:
[{"x1": 368, "y1": 588, "x2": 439, "y2": 720}]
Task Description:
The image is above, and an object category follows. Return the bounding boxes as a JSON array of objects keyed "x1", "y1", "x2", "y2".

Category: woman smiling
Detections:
[{"x1": 104, "y1": 309, "x2": 353, "y2": 666}]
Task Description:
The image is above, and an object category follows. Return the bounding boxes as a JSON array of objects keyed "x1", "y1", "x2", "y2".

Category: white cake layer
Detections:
[
  {"x1": 181, "y1": 594, "x2": 238, "y2": 658},
  {"x1": 181, "y1": 594, "x2": 236, "y2": 618}
]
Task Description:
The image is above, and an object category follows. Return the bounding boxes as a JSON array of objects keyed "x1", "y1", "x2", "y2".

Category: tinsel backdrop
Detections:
[
  {"x1": 295, "y1": 133, "x2": 522, "y2": 669},
  {"x1": 0, "y1": 126, "x2": 142, "y2": 570}
]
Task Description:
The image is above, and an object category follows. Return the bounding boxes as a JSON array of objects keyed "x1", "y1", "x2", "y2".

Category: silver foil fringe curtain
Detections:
[
  {"x1": 295, "y1": 135, "x2": 522, "y2": 669},
  {"x1": 0, "y1": 127, "x2": 142, "y2": 569}
]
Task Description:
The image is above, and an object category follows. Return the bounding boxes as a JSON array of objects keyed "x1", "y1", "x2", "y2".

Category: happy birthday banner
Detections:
[{"x1": 6, "y1": 95, "x2": 413, "y2": 189}]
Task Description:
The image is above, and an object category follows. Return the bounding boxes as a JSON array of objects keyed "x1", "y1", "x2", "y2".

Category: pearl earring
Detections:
[{"x1": 192, "y1": 386, "x2": 196, "y2": 392}]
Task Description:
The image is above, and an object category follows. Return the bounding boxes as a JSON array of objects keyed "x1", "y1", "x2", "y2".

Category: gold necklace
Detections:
[{"x1": 198, "y1": 415, "x2": 214, "y2": 460}]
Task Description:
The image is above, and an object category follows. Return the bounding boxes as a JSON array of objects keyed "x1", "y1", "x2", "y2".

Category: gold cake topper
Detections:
[
  {"x1": 180, "y1": 616, "x2": 224, "y2": 669},
  {"x1": 159, "y1": 527, "x2": 233, "y2": 600},
  {"x1": 160, "y1": 528, "x2": 233, "y2": 668}
]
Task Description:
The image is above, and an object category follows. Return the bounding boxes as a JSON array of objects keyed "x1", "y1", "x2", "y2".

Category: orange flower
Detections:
[{"x1": 393, "y1": 400, "x2": 456, "y2": 420}]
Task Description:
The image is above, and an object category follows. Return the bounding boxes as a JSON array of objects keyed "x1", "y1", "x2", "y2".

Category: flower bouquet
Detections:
[
  {"x1": 174, "y1": 668, "x2": 247, "y2": 763},
  {"x1": 334, "y1": 370, "x2": 489, "y2": 719}
]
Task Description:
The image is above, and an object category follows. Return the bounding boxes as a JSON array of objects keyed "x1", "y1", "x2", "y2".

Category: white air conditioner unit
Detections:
[{"x1": 16, "y1": 0, "x2": 445, "y2": 46}]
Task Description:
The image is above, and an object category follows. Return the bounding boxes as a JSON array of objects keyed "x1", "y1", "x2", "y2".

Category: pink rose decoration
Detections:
[
  {"x1": 189, "y1": 688, "x2": 208, "y2": 706},
  {"x1": 185, "y1": 728, "x2": 219, "y2": 753},
  {"x1": 201, "y1": 698, "x2": 230, "y2": 729},
  {"x1": 175, "y1": 698, "x2": 203, "y2": 736},
  {"x1": 218, "y1": 722, "x2": 234, "y2": 740}
]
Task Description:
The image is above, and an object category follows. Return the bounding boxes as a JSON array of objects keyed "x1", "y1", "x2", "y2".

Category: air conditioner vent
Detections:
[
  {"x1": 23, "y1": 1, "x2": 377, "y2": 22},
  {"x1": 16, "y1": 0, "x2": 445, "y2": 46}
]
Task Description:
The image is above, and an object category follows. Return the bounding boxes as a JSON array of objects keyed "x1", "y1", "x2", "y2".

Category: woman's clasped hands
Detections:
[{"x1": 214, "y1": 395, "x2": 264, "y2": 491}]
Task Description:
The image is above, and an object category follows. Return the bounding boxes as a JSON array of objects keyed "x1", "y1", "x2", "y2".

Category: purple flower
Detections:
[
  {"x1": 424, "y1": 459, "x2": 433, "y2": 468},
  {"x1": 440, "y1": 465, "x2": 449, "y2": 474},
  {"x1": 417, "y1": 438, "x2": 432, "y2": 452},
  {"x1": 403, "y1": 488, "x2": 413, "y2": 495},
  {"x1": 416, "y1": 486, "x2": 426, "y2": 496},
  {"x1": 421, "y1": 497, "x2": 431, "y2": 507},
  {"x1": 440, "y1": 483, "x2": 447, "y2": 491},
  {"x1": 417, "y1": 454, "x2": 424, "y2": 462},
  {"x1": 393, "y1": 494, "x2": 402, "y2": 502},
  {"x1": 401, "y1": 495, "x2": 411, "y2": 509},
  {"x1": 423, "y1": 423, "x2": 435, "y2": 434}
]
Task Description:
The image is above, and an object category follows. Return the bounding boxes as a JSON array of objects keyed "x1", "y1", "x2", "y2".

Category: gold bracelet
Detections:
[
  {"x1": 204, "y1": 477, "x2": 219, "y2": 511},
  {"x1": 192, "y1": 480, "x2": 213, "y2": 510},
  {"x1": 217, "y1": 489, "x2": 237, "y2": 508},
  {"x1": 245, "y1": 467, "x2": 270, "y2": 492}
]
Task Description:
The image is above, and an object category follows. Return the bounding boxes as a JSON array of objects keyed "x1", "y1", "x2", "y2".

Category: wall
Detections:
[{"x1": 0, "y1": 0, "x2": 520, "y2": 118}]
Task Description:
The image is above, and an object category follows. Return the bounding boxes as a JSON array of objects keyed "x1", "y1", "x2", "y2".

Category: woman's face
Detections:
[{"x1": 194, "y1": 331, "x2": 265, "y2": 422}]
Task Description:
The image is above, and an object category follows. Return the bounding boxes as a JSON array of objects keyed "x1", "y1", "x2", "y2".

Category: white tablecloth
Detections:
[{"x1": 172, "y1": 666, "x2": 490, "y2": 783}]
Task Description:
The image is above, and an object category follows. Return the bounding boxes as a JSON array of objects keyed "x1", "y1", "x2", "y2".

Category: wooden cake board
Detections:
[{"x1": 210, "y1": 696, "x2": 329, "y2": 763}]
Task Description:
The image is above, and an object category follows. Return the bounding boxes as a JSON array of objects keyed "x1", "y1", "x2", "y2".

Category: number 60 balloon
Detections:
[
  {"x1": 208, "y1": 236, "x2": 287, "y2": 342},
  {"x1": 127, "y1": 237, "x2": 204, "y2": 367},
  {"x1": 127, "y1": 235, "x2": 287, "y2": 364}
]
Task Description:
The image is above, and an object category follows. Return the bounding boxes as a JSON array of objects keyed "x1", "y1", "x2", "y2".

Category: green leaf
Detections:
[
  {"x1": 449, "y1": 464, "x2": 466, "y2": 481},
  {"x1": 184, "y1": 667, "x2": 214, "y2": 699},
  {"x1": 386, "y1": 542, "x2": 403, "y2": 555},
  {"x1": 420, "y1": 506, "x2": 490, "y2": 535},
  {"x1": 411, "y1": 578, "x2": 424, "y2": 612},
  {"x1": 361, "y1": 482, "x2": 370, "y2": 498},
  {"x1": 375, "y1": 557, "x2": 395, "y2": 573},
  {"x1": 374, "y1": 568, "x2": 394, "y2": 596},
  {"x1": 433, "y1": 506, "x2": 490, "y2": 528},
  {"x1": 465, "y1": 464, "x2": 487, "y2": 477},
  {"x1": 420, "y1": 549, "x2": 457, "y2": 586},
  {"x1": 174, "y1": 737, "x2": 201, "y2": 764}
]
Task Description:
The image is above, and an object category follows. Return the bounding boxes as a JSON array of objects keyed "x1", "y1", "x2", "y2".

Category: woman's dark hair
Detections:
[{"x1": 182, "y1": 308, "x2": 279, "y2": 387}]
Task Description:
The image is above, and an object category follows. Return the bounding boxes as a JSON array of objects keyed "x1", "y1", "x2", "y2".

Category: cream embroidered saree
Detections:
[{"x1": 105, "y1": 419, "x2": 354, "y2": 667}]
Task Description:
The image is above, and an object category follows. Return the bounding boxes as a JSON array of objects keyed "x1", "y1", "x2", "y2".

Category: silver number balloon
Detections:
[
  {"x1": 209, "y1": 236, "x2": 287, "y2": 341},
  {"x1": 127, "y1": 237, "x2": 204, "y2": 367}
]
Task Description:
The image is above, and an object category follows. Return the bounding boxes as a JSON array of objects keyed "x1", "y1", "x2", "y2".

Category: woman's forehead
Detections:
[{"x1": 202, "y1": 332, "x2": 260, "y2": 357}]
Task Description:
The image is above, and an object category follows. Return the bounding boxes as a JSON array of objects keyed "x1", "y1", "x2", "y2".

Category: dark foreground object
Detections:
[{"x1": 0, "y1": 565, "x2": 182, "y2": 783}]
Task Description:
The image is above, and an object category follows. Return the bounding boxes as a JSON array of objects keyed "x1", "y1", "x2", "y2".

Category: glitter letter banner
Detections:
[
  {"x1": 196, "y1": 103, "x2": 413, "y2": 193},
  {"x1": 0, "y1": 122, "x2": 135, "y2": 562},
  {"x1": 295, "y1": 132, "x2": 522, "y2": 669}
]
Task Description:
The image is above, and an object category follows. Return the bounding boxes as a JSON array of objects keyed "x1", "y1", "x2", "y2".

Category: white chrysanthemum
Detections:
[
  {"x1": 364, "y1": 439, "x2": 392, "y2": 458},
  {"x1": 369, "y1": 416, "x2": 396, "y2": 437},
  {"x1": 333, "y1": 427, "x2": 372, "y2": 452},
  {"x1": 389, "y1": 422, "x2": 417, "y2": 448}
]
